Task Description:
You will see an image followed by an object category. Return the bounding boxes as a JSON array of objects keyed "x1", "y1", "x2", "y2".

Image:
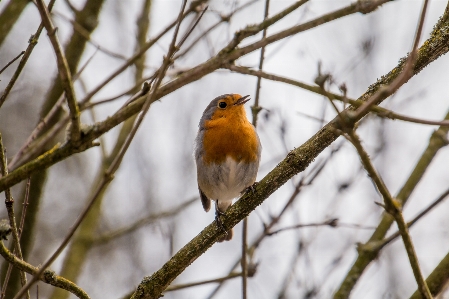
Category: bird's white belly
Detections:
[{"x1": 212, "y1": 156, "x2": 245, "y2": 201}]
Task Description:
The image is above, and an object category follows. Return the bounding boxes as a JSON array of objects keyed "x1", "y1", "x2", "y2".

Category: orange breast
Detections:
[{"x1": 202, "y1": 109, "x2": 259, "y2": 165}]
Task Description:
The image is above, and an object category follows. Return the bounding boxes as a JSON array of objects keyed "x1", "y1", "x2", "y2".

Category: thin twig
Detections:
[
  {"x1": 225, "y1": 0, "x2": 392, "y2": 62},
  {"x1": 174, "y1": 0, "x2": 258, "y2": 60},
  {"x1": 350, "y1": 0, "x2": 430, "y2": 120},
  {"x1": 0, "y1": 0, "x2": 57, "y2": 109},
  {"x1": 35, "y1": 0, "x2": 81, "y2": 143},
  {"x1": 0, "y1": 51, "x2": 24, "y2": 75},
  {"x1": 53, "y1": 11, "x2": 129, "y2": 61},
  {"x1": 8, "y1": 95, "x2": 66, "y2": 170},
  {"x1": 8, "y1": 44, "x2": 99, "y2": 170},
  {"x1": 221, "y1": 0, "x2": 309, "y2": 54},
  {"x1": 11, "y1": 114, "x2": 70, "y2": 171},
  {"x1": 177, "y1": 5, "x2": 208, "y2": 49},
  {"x1": 72, "y1": 48, "x2": 98, "y2": 82},
  {"x1": 226, "y1": 65, "x2": 449, "y2": 127},
  {"x1": 243, "y1": 1, "x2": 270, "y2": 297},
  {"x1": 47, "y1": 1, "x2": 156, "y2": 289},
  {"x1": 241, "y1": 217, "x2": 248, "y2": 298},
  {"x1": 108, "y1": 0, "x2": 189, "y2": 174},
  {"x1": 18, "y1": 177, "x2": 31, "y2": 238},
  {"x1": 252, "y1": 0, "x2": 269, "y2": 127},
  {"x1": 345, "y1": 130, "x2": 432, "y2": 299},
  {"x1": 375, "y1": 110, "x2": 449, "y2": 126},
  {"x1": 336, "y1": 105, "x2": 449, "y2": 298},
  {"x1": 296, "y1": 110, "x2": 328, "y2": 123},
  {"x1": 79, "y1": 1, "x2": 204, "y2": 105},
  {"x1": 266, "y1": 219, "x2": 376, "y2": 236},
  {"x1": 0, "y1": 240, "x2": 90, "y2": 299},
  {"x1": 0, "y1": 0, "x2": 393, "y2": 193},
  {"x1": 80, "y1": 76, "x2": 151, "y2": 110},
  {"x1": 12, "y1": 1, "x2": 195, "y2": 298},
  {"x1": 366, "y1": 187, "x2": 449, "y2": 252},
  {"x1": 93, "y1": 197, "x2": 197, "y2": 245},
  {"x1": 165, "y1": 272, "x2": 242, "y2": 292},
  {"x1": 119, "y1": 3, "x2": 208, "y2": 108},
  {"x1": 317, "y1": 75, "x2": 347, "y2": 129},
  {"x1": 0, "y1": 134, "x2": 29, "y2": 299},
  {"x1": 9, "y1": 45, "x2": 101, "y2": 170},
  {"x1": 1, "y1": 260, "x2": 14, "y2": 299}
]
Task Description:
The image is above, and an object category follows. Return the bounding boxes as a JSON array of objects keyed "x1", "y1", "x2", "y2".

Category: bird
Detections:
[{"x1": 194, "y1": 94, "x2": 261, "y2": 242}]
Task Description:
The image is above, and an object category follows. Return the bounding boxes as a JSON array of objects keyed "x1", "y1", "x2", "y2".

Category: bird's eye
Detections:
[{"x1": 218, "y1": 101, "x2": 227, "y2": 109}]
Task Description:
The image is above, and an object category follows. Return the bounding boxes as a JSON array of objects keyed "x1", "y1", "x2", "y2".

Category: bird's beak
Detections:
[{"x1": 234, "y1": 95, "x2": 251, "y2": 106}]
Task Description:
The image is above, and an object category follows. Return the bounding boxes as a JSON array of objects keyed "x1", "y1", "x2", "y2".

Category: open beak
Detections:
[{"x1": 234, "y1": 95, "x2": 251, "y2": 106}]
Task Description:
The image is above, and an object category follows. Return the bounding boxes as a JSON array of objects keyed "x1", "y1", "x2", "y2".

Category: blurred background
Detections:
[{"x1": 1, "y1": 0, "x2": 449, "y2": 298}]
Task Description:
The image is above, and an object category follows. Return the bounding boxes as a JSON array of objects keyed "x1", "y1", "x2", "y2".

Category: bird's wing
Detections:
[{"x1": 198, "y1": 186, "x2": 211, "y2": 212}]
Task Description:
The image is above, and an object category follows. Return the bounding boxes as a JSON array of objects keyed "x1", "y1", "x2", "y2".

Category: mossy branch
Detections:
[{"x1": 0, "y1": 239, "x2": 90, "y2": 299}]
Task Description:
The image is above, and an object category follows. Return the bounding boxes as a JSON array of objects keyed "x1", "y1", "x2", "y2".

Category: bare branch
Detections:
[
  {"x1": 226, "y1": 64, "x2": 449, "y2": 127},
  {"x1": 335, "y1": 3, "x2": 449, "y2": 296},
  {"x1": 0, "y1": 240, "x2": 90, "y2": 299},
  {"x1": 0, "y1": 0, "x2": 445, "y2": 204},
  {"x1": 243, "y1": 1, "x2": 271, "y2": 296},
  {"x1": 0, "y1": 134, "x2": 29, "y2": 298},
  {"x1": 174, "y1": 0, "x2": 258, "y2": 60},
  {"x1": 80, "y1": 0, "x2": 206, "y2": 104},
  {"x1": 0, "y1": 0, "x2": 57, "y2": 109},
  {"x1": 410, "y1": 250, "x2": 449, "y2": 298},
  {"x1": 165, "y1": 272, "x2": 243, "y2": 292},
  {"x1": 364, "y1": 187, "x2": 449, "y2": 252},
  {"x1": 1, "y1": 177, "x2": 31, "y2": 299},
  {"x1": 0, "y1": 51, "x2": 24, "y2": 75},
  {"x1": 35, "y1": 0, "x2": 81, "y2": 143},
  {"x1": 8, "y1": 95, "x2": 66, "y2": 170},
  {"x1": 226, "y1": 0, "x2": 392, "y2": 62},
  {"x1": 349, "y1": 0, "x2": 430, "y2": 120},
  {"x1": 12, "y1": 0, "x2": 194, "y2": 296},
  {"x1": 93, "y1": 197, "x2": 197, "y2": 245},
  {"x1": 345, "y1": 130, "x2": 432, "y2": 299},
  {"x1": 53, "y1": 11, "x2": 129, "y2": 61},
  {"x1": 18, "y1": 177, "x2": 31, "y2": 239},
  {"x1": 266, "y1": 218, "x2": 376, "y2": 236},
  {"x1": 0, "y1": 0, "x2": 387, "y2": 192}
]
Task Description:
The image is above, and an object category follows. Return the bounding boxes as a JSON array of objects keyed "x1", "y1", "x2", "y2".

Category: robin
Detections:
[{"x1": 194, "y1": 94, "x2": 261, "y2": 242}]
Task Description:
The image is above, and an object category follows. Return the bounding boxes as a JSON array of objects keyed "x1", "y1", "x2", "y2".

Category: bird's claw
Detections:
[
  {"x1": 244, "y1": 182, "x2": 258, "y2": 195},
  {"x1": 215, "y1": 206, "x2": 228, "y2": 236}
]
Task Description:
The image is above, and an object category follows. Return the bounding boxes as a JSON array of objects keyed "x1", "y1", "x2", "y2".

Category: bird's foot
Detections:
[
  {"x1": 243, "y1": 182, "x2": 258, "y2": 195},
  {"x1": 215, "y1": 205, "x2": 228, "y2": 237}
]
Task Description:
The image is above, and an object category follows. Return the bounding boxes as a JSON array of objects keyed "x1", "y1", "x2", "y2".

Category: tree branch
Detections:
[
  {"x1": 0, "y1": 0, "x2": 446, "y2": 202},
  {"x1": 0, "y1": 134, "x2": 29, "y2": 299},
  {"x1": 35, "y1": 0, "x2": 81, "y2": 143},
  {"x1": 0, "y1": 238, "x2": 90, "y2": 299},
  {"x1": 225, "y1": 64, "x2": 449, "y2": 127},
  {"x1": 0, "y1": 0, "x2": 56, "y2": 109},
  {"x1": 126, "y1": 4, "x2": 449, "y2": 297},
  {"x1": 410, "y1": 250, "x2": 449, "y2": 298},
  {"x1": 0, "y1": 51, "x2": 24, "y2": 75},
  {"x1": 345, "y1": 130, "x2": 432, "y2": 299}
]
